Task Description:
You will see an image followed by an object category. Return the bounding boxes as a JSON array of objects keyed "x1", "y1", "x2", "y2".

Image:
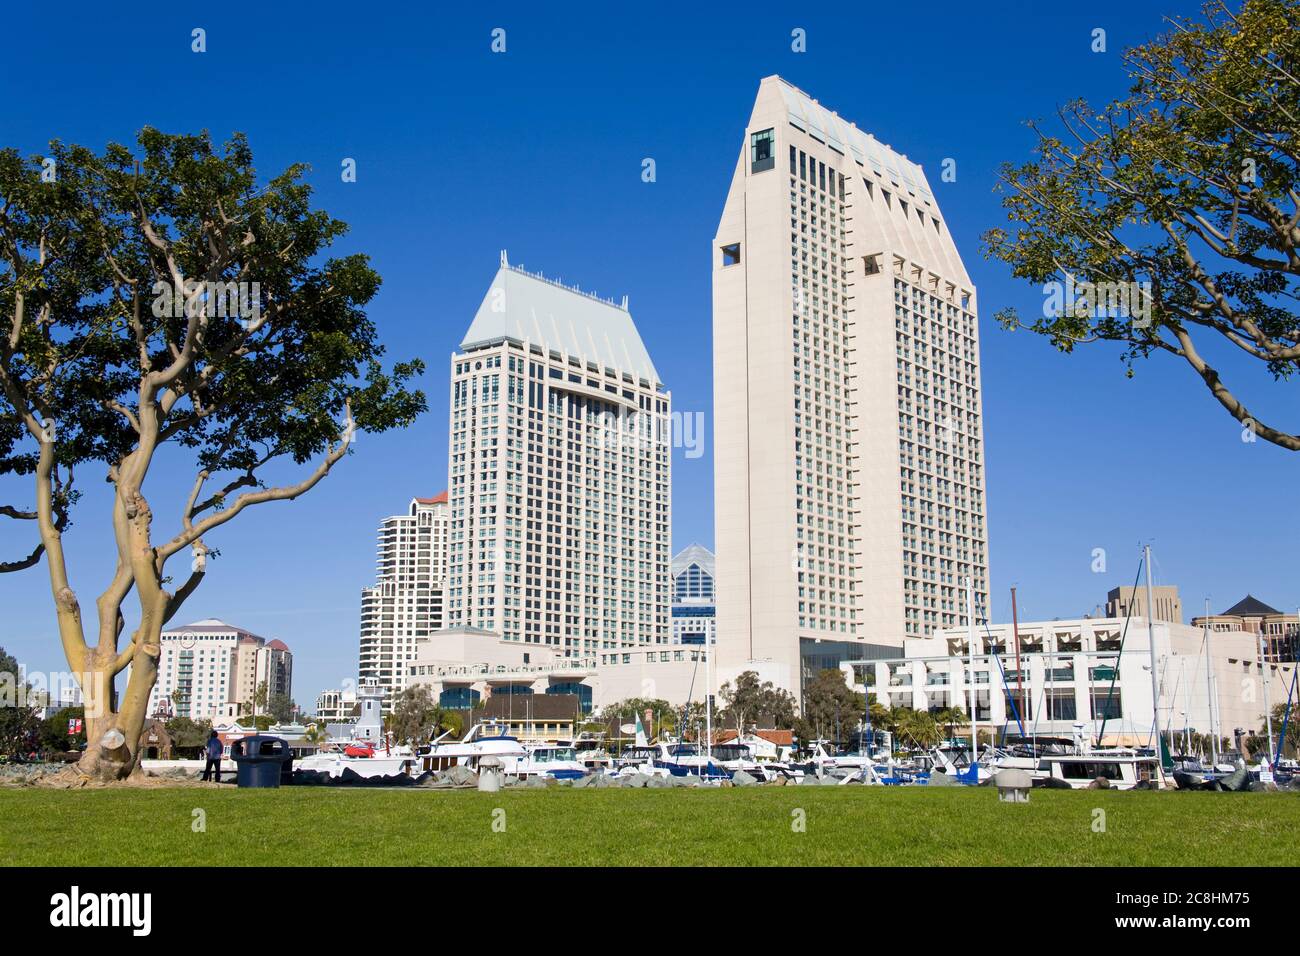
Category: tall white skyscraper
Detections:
[
  {"x1": 444, "y1": 254, "x2": 671, "y2": 656},
  {"x1": 712, "y1": 77, "x2": 991, "y2": 696},
  {"x1": 358, "y1": 494, "x2": 449, "y2": 701}
]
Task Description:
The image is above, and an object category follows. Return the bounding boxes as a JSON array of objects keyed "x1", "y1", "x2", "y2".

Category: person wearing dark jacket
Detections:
[{"x1": 202, "y1": 731, "x2": 224, "y2": 782}]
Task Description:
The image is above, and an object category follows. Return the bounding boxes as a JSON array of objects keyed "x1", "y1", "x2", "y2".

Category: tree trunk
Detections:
[{"x1": 72, "y1": 620, "x2": 161, "y2": 782}]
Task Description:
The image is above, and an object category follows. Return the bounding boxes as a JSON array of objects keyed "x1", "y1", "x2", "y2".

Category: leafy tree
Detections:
[
  {"x1": 983, "y1": 0, "x2": 1300, "y2": 450},
  {"x1": 267, "y1": 691, "x2": 294, "y2": 724},
  {"x1": 890, "y1": 708, "x2": 943, "y2": 749},
  {"x1": 796, "y1": 669, "x2": 865, "y2": 745},
  {"x1": 717, "y1": 670, "x2": 797, "y2": 736},
  {"x1": 0, "y1": 646, "x2": 41, "y2": 757},
  {"x1": 1264, "y1": 702, "x2": 1299, "y2": 758},
  {"x1": 390, "y1": 685, "x2": 441, "y2": 748},
  {"x1": 162, "y1": 715, "x2": 212, "y2": 750},
  {"x1": 435, "y1": 708, "x2": 464, "y2": 741},
  {"x1": 934, "y1": 706, "x2": 970, "y2": 742},
  {"x1": 247, "y1": 681, "x2": 269, "y2": 720},
  {"x1": 303, "y1": 723, "x2": 328, "y2": 747},
  {"x1": 597, "y1": 697, "x2": 676, "y2": 737},
  {"x1": 0, "y1": 129, "x2": 424, "y2": 780},
  {"x1": 40, "y1": 705, "x2": 87, "y2": 753}
]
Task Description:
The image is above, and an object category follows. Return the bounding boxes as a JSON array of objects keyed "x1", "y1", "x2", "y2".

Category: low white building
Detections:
[
  {"x1": 842, "y1": 616, "x2": 1295, "y2": 747},
  {"x1": 314, "y1": 687, "x2": 357, "y2": 723},
  {"x1": 406, "y1": 627, "x2": 714, "y2": 713}
]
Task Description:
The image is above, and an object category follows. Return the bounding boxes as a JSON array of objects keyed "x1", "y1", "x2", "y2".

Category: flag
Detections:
[{"x1": 634, "y1": 712, "x2": 648, "y2": 747}]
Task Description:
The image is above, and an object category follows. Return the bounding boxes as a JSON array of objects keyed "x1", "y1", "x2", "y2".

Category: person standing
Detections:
[{"x1": 202, "y1": 731, "x2": 224, "y2": 782}]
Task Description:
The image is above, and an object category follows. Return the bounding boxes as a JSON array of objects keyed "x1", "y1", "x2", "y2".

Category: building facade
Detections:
[
  {"x1": 844, "y1": 616, "x2": 1294, "y2": 746},
  {"x1": 313, "y1": 687, "x2": 357, "y2": 723},
  {"x1": 149, "y1": 619, "x2": 292, "y2": 721},
  {"x1": 672, "y1": 543, "x2": 716, "y2": 646},
  {"x1": 713, "y1": 76, "x2": 990, "y2": 696},
  {"x1": 1191, "y1": 596, "x2": 1299, "y2": 663},
  {"x1": 443, "y1": 254, "x2": 671, "y2": 657},
  {"x1": 358, "y1": 494, "x2": 450, "y2": 703},
  {"x1": 406, "y1": 627, "x2": 712, "y2": 715},
  {"x1": 1105, "y1": 585, "x2": 1183, "y2": 624}
]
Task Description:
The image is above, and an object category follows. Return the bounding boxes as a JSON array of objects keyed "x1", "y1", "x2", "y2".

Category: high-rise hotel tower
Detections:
[
  {"x1": 445, "y1": 254, "x2": 671, "y2": 656},
  {"x1": 713, "y1": 77, "x2": 991, "y2": 695},
  {"x1": 358, "y1": 494, "x2": 449, "y2": 703}
]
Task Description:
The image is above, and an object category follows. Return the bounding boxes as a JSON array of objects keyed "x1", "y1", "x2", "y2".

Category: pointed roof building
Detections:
[
  {"x1": 1221, "y1": 595, "x2": 1281, "y2": 617},
  {"x1": 461, "y1": 252, "x2": 659, "y2": 387}
]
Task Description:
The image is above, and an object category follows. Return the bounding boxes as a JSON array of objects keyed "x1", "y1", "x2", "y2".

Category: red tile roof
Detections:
[{"x1": 416, "y1": 491, "x2": 448, "y2": 505}]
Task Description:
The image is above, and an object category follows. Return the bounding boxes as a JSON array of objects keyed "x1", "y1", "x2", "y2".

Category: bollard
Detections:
[{"x1": 994, "y1": 768, "x2": 1032, "y2": 803}]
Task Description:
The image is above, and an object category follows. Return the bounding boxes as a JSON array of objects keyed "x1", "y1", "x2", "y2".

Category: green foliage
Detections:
[
  {"x1": 717, "y1": 670, "x2": 797, "y2": 734},
  {"x1": 267, "y1": 692, "x2": 294, "y2": 724},
  {"x1": 389, "y1": 685, "x2": 461, "y2": 747},
  {"x1": 0, "y1": 646, "x2": 41, "y2": 757},
  {"x1": 796, "y1": 669, "x2": 865, "y2": 744},
  {"x1": 1266, "y1": 702, "x2": 1299, "y2": 757},
  {"x1": 390, "y1": 685, "x2": 438, "y2": 747},
  {"x1": 163, "y1": 715, "x2": 213, "y2": 749},
  {"x1": 982, "y1": 0, "x2": 1300, "y2": 449},
  {"x1": 40, "y1": 705, "x2": 86, "y2": 753},
  {"x1": 884, "y1": 707, "x2": 943, "y2": 750},
  {"x1": 0, "y1": 126, "x2": 425, "y2": 581}
]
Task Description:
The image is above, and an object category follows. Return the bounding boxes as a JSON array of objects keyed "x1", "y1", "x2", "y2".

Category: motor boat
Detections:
[
  {"x1": 612, "y1": 740, "x2": 731, "y2": 779},
  {"x1": 710, "y1": 743, "x2": 776, "y2": 781},
  {"x1": 510, "y1": 743, "x2": 587, "y2": 780},
  {"x1": 418, "y1": 722, "x2": 527, "y2": 774},
  {"x1": 295, "y1": 736, "x2": 417, "y2": 779}
]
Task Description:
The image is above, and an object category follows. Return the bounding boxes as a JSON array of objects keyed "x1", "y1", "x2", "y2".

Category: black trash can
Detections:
[{"x1": 230, "y1": 735, "x2": 293, "y2": 788}]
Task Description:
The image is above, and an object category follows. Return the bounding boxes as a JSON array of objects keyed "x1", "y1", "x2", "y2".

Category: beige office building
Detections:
[
  {"x1": 1106, "y1": 585, "x2": 1183, "y2": 624},
  {"x1": 713, "y1": 76, "x2": 990, "y2": 696}
]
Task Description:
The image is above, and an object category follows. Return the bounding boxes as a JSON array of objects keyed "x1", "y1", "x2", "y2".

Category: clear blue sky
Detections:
[{"x1": 1, "y1": 1, "x2": 1295, "y2": 707}]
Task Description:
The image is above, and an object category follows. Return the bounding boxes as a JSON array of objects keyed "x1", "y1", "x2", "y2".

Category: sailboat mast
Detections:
[
  {"x1": 1143, "y1": 545, "x2": 1162, "y2": 780},
  {"x1": 1260, "y1": 629, "x2": 1275, "y2": 770},
  {"x1": 967, "y1": 577, "x2": 977, "y2": 764},
  {"x1": 1011, "y1": 586, "x2": 1023, "y2": 733},
  {"x1": 705, "y1": 629, "x2": 713, "y2": 763},
  {"x1": 1204, "y1": 598, "x2": 1218, "y2": 766}
]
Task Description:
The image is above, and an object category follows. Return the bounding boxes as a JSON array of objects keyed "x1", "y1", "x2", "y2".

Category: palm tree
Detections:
[{"x1": 936, "y1": 707, "x2": 969, "y2": 743}]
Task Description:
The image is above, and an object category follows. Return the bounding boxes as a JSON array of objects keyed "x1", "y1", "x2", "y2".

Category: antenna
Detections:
[
  {"x1": 499, "y1": 249, "x2": 509, "y2": 267},
  {"x1": 621, "y1": 295, "x2": 629, "y2": 310}
]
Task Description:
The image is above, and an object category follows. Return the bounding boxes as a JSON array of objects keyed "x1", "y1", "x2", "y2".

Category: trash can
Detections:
[{"x1": 230, "y1": 735, "x2": 293, "y2": 788}]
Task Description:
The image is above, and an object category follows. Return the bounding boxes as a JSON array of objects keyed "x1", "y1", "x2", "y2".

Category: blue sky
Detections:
[{"x1": 1, "y1": 1, "x2": 1295, "y2": 706}]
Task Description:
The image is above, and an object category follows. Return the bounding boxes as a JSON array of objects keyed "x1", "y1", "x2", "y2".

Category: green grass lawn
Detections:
[{"x1": 1, "y1": 785, "x2": 1296, "y2": 866}]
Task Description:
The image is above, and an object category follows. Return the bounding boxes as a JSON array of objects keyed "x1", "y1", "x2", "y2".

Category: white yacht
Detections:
[
  {"x1": 294, "y1": 739, "x2": 417, "y2": 779},
  {"x1": 419, "y1": 722, "x2": 527, "y2": 774},
  {"x1": 611, "y1": 743, "x2": 673, "y2": 778},
  {"x1": 419, "y1": 724, "x2": 588, "y2": 780},
  {"x1": 987, "y1": 746, "x2": 1159, "y2": 790},
  {"x1": 611, "y1": 741, "x2": 731, "y2": 779},
  {"x1": 710, "y1": 743, "x2": 776, "y2": 781},
  {"x1": 509, "y1": 743, "x2": 587, "y2": 780}
]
